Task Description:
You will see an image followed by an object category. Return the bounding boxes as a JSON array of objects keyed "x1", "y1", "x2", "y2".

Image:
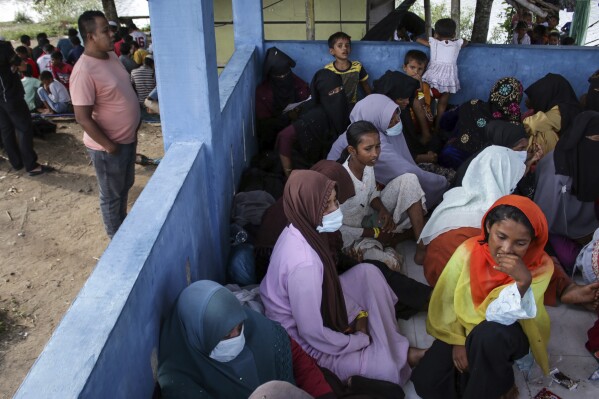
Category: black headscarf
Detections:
[
  {"x1": 263, "y1": 47, "x2": 297, "y2": 114},
  {"x1": 484, "y1": 120, "x2": 527, "y2": 148},
  {"x1": 554, "y1": 110, "x2": 599, "y2": 202},
  {"x1": 586, "y1": 70, "x2": 599, "y2": 112},
  {"x1": 524, "y1": 73, "x2": 581, "y2": 132},
  {"x1": 311, "y1": 68, "x2": 350, "y2": 135}
]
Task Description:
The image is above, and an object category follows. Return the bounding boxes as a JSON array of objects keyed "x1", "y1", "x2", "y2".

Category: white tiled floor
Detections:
[{"x1": 395, "y1": 241, "x2": 599, "y2": 398}]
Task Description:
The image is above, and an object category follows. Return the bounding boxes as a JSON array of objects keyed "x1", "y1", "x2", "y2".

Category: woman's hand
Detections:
[
  {"x1": 354, "y1": 316, "x2": 369, "y2": 337},
  {"x1": 377, "y1": 208, "x2": 395, "y2": 232},
  {"x1": 452, "y1": 345, "x2": 468, "y2": 373},
  {"x1": 377, "y1": 231, "x2": 399, "y2": 246},
  {"x1": 528, "y1": 143, "x2": 543, "y2": 164},
  {"x1": 494, "y1": 253, "x2": 532, "y2": 296}
]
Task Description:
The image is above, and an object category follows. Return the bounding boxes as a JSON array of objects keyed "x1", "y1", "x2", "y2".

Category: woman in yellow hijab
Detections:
[{"x1": 412, "y1": 195, "x2": 553, "y2": 399}]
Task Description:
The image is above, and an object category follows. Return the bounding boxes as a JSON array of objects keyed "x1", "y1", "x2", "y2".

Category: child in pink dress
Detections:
[{"x1": 417, "y1": 18, "x2": 468, "y2": 131}]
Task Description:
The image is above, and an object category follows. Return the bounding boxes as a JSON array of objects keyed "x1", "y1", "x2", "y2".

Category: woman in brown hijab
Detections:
[
  {"x1": 255, "y1": 160, "x2": 431, "y2": 318},
  {"x1": 260, "y1": 170, "x2": 425, "y2": 388}
]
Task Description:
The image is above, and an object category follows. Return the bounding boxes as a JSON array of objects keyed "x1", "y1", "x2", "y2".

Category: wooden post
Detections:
[
  {"x1": 424, "y1": 0, "x2": 432, "y2": 36},
  {"x1": 451, "y1": 0, "x2": 460, "y2": 37},
  {"x1": 306, "y1": 0, "x2": 315, "y2": 40}
]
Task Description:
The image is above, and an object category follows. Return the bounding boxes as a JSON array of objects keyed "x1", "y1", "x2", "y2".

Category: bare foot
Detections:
[
  {"x1": 407, "y1": 347, "x2": 427, "y2": 367},
  {"x1": 499, "y1": 384, "x2": 518, "y2": 399},
  {"x1": 560, "y1": 282, "x2": 599, "y2": 310},
  {"x1": 414, "y1": 244, "x2": 426, "y2": 265}
]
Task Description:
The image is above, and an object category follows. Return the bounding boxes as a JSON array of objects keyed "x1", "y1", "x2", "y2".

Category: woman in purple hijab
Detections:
[{"x1": 327, "y1": 94, "x2": 449, "y2": 208}]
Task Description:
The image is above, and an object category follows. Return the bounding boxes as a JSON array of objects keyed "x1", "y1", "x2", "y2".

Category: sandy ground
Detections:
[{"x1": 0, "y1": 119, "x2": 163, "y2": 398}]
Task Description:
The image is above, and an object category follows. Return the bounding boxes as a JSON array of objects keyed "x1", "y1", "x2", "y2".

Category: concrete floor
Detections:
[{"x1": 396, "y1": 241, "x2": 599, "y2": 399}]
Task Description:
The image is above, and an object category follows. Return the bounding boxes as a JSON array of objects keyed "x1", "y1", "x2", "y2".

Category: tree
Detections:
[
  {"x1": 471, "y1": 0, "x2": 494, "y2": 43},
  {"x1": 33, "y1": 0, "x2": 117, "y2": 22},
  {"x1": 410, "y1": 1, "x2": 475, "y2": 39},
  {"x1": 102, "y1": 0, "x2": 118, "y2": 23}
]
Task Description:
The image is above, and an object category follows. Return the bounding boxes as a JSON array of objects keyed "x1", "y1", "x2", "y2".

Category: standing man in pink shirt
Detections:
[{"x1": 70, "y1": 10, "x2": 141, "y2": 238}]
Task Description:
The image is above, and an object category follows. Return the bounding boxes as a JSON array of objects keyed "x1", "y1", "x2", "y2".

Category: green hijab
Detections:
[{"x1": 157, "y1": 280, "x2": 294, "y2": 398}]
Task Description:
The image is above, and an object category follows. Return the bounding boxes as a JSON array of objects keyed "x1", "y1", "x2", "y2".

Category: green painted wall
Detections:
[{"x1": 214, "y1": 0, "x2": 367, "y2": 68}]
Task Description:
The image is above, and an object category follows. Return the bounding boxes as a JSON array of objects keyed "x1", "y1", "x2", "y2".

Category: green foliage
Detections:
[
  {"x1": 13, "y1": 10, "x2": 34, "y2": 24},
  {"x1": 488, "y1": 1, "x2": 516, "y2": 44},
  {"x1": 32, "y1": 0, "x2": 102, "y2": 22},
  {"x1": 409, "y1": 1, "x2": 475, "y2": 40},
  {"x1": 0, "y1": 20, "x2": 76, "y2": 41}
]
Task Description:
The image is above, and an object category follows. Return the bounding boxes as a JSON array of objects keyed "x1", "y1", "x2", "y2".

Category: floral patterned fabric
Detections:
[{"x1": 489, "y1": 77, "x2": 523, "y2": 122}]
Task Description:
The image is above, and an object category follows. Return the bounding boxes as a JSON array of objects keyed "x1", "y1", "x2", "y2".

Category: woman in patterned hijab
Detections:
[{"x1": 438, "y1": 77, "x2": 523, "y2": 169}]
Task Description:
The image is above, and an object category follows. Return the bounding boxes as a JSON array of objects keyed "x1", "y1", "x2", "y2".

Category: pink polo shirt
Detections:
[{"x1": 70, "y1": 52, "x2": 140, "y2": 151}]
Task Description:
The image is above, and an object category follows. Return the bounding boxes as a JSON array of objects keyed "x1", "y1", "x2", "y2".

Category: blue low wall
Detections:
[
  {"x1": 267, "y1": 40, "x2": 599, "y2": 105},
  {"x1": 14, "y1": 45, "x2": 259, "y2": 399}
]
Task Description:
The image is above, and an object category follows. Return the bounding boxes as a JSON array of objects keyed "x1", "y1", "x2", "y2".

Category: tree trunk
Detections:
[
  {"x1": 451, "y1": 0, "x2": 460, "y2": 37},
  {"x1": 102, "y1": 0, "x2": 119, "y2": 23},
  {"x1": 471, "y1": 0, "x2": 493, "y2": 43},
  {"x1": 424, "y1": 0, "x2": 432, "y2": 36}
]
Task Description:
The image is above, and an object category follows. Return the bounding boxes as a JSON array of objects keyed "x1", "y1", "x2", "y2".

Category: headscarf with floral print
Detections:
[{"x1": 489, "y1": 77, "x2": 523, "y2": 123}]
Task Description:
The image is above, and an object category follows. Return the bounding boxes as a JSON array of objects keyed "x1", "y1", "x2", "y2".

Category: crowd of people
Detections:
[
  {"x1": 0, "y1": 13, "x2": 159, "y2": 238},
  {"x1": 4, "y1": 7, "x2": 598, "y2": 399},
  {"x1": 155, "y1": 13, "x2": 599, "y2": 399}
]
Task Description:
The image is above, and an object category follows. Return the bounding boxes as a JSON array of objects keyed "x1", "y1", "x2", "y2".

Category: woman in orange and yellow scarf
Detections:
[{"x1": 412, "y1": 195, "x2": 553, "y2": 399}]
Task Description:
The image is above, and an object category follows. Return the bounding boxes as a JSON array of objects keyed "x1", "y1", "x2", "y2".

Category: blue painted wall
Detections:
[
  {"x1": 14, "y1": 1, "x2": 599, "y2": 397},
  {"x1": 15, "y1": 0, "x2": 262, "y2": 397},
  {"x1": 267, "y1": 40, "x2": 599, "y2": 104}
]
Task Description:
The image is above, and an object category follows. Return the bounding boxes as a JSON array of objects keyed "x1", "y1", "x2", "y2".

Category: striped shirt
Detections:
[{"x1": 130, "y1": 65, "x2": 156, "y2": 103}]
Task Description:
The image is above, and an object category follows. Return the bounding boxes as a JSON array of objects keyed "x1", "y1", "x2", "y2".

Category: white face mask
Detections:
[
  {"x1": 516, "y1": 150, "x2": 528, "y2": 163},
  {"x1": 209, "y1": 324, "x2": 245, "y2": 362},
  {"x1": 386, "y1": 119, "x2": 403, "y2": 136},
  {"x1": 317, "y1": 207, "x2": 343, "y2": 233}
]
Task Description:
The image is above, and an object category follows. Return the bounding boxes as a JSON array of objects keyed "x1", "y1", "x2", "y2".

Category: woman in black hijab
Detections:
[
  {"x1": 277, "y1": 69, "x2": 350, "y2": 175},
  {"x1": 256, "y1": 47, "x2": 310, "y2": 150}
]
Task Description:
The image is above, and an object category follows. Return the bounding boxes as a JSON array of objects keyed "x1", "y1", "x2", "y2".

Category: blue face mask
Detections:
[
  {"x1": 386, "y1": 119, "x2": 403, "y2": 136},
  {"x1": 209, "y1": 324, "x2": 246, "y2": 363},
  {"x1": 516, "y1": 150, "x2": 528, "y2": 163},
  {"x1": 317, "y1": 207, "x2": 343, "y2": 233}
]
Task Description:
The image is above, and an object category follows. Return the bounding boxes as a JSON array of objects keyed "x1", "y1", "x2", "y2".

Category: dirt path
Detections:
[{"x1": 0, "y1": 120, "x2": 163, "y2": 398}]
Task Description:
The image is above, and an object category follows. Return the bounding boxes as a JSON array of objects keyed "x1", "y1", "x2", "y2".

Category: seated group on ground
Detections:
[
  {"x1": 155, "y1": 22, "x2": 599, "y2": 399},
  {"x1": 12, "y1": 23, "x2": 157, "y2": 116}
]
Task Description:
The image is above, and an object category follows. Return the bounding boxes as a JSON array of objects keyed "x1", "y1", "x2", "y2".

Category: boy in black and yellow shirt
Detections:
[{"x1": 324, "y1": 32, "x2": 371, "y2": 107}]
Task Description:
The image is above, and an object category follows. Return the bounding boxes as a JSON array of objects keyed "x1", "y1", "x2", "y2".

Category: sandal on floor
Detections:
[{"x1": 28, "y1": 165, "x2": 55, "y2": 176}]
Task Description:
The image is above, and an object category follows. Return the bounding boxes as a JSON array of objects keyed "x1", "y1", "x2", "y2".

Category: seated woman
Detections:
[
  {"x1": 260, "y1": 170, "x2": 424, "y2": 387},
  {"x1": 419, "y1": 145, "x2": 527, "y2": 286},
  {"x1": 373, "y1": 70, "x2": 455, "y2": 183},
  {"x1": 277, "y1": 69, "x2": 350, "y2": 175},
  {"x1": 523, "y1": 73, "x2": 581, "y2": 157},
  {"x1": 584, "y1": 69, "x2": 599, "y2": 112},
  {"x1": 256, "y1": 47, "x2": 309, "y2": 150},
  {"x1": 412, "y1": 195, "x2": 553, "y2": 399},
  {"x1": 534, "y1": 111, "x2": 599, "y2": 271},
  {"x1": 338, "y1": 121, "x2": 427, "y2": 266},
  {"x1": 157, "y1": 280, "x2": 334, "y2": 399},
  {"x1": 255, "y1": 159, "x2": 431, "y2": 318},
  {"x1": 438, "y1": 77, "x2": 523, "y2": 170},
  {"x1": 419, "y1": 146, "x2": 598, "y2": 308},
  {"x1": 327, "y1": 94, "x2": 448, "y2": 208},
  {"x1": 575, "y1": 228, "x2": 599, "y2": 360},
  {"x1": 453, "y1": 120, "x2": 544, "y2": 199}
]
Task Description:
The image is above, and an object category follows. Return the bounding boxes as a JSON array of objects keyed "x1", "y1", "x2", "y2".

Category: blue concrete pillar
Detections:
[
  {"x1": 232, "y1": 0, "x2": 264, "y2": 50},
  {"x1": 148, "y1": 0, "x2": 221, "y2": 149}
]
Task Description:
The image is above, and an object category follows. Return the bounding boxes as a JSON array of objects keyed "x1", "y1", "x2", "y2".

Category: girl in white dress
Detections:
[
  {"x1": 337, "y1": 121, "x2": 427, "y2": 268},
  {"x1": 417, "y1": 18, "x2": 468, "y2": 131}
]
